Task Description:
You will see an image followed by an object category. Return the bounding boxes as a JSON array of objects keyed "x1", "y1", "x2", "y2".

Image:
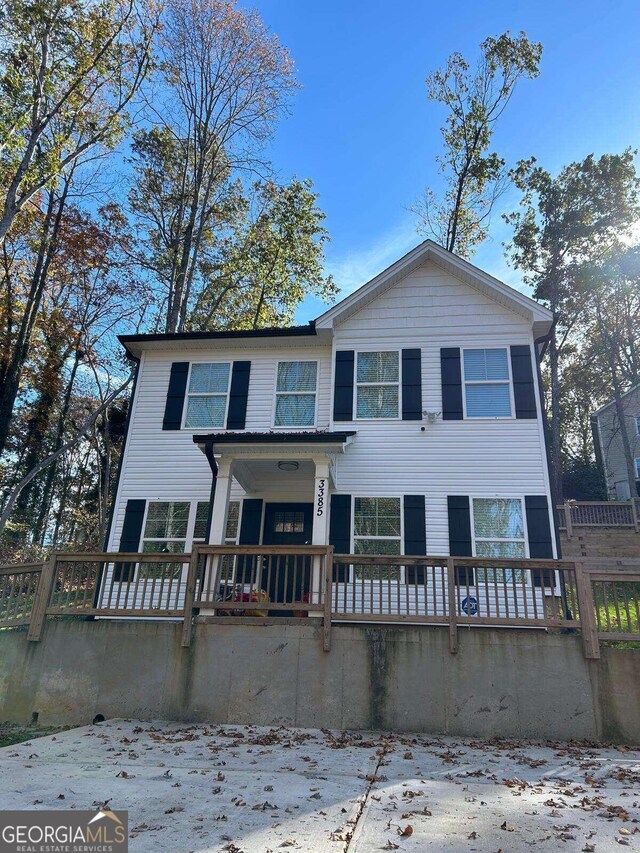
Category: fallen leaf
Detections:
[{"x1": 397, "y1": 825, "x2": 413, "y2": 837}]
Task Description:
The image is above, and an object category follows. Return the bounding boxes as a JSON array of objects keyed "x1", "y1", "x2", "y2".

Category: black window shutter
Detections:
[
  {"x1": 333, "y1": 351, "x2": 354, "y2": 421},
  {"x1": 404, "y1": 495, "x2": 426, "y2": 583},
  {"x1": 447, "y1": 495, "x2": 473, "y2": 584},
  {"x1": 162, "y1": 362, "x2": 189, "y2": 430},
  {"x1": 329, "y1": 494, "x2": 351, "y2": 582},
  {"x1": 402, "y1": 349, "x2": 422, "y2": 420},
  {"x1": 226, "y1": 361, "x2": 251, "y2": 429},
  {"x1": 237, "y1": 498, "x2": 263, "y2": 585},
  {"x1": 510, "y1": 345, "x2": 537, "y2": 419},
  {"x1": 441, "y1": 348, "x2": 463, "y2": 420},
  {"x1": 525, "y1": 495, "x2": 553, "y2": 586},
  {"x1": 114, "y1": 499, "x2": 146, "y2": 582}
]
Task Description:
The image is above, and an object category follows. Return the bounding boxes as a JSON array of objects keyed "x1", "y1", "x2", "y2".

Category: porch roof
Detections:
[
  {"x1": 193, "y1": 430, "x2": 356, "y2": 480},
  {"x1": 192, "y1": 430, "x2": 356, "y2": 446}
]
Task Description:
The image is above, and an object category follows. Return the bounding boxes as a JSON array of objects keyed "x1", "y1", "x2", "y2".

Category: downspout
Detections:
[{"x1": 203, "y1": 440, "x2": 219, "y2": 544}]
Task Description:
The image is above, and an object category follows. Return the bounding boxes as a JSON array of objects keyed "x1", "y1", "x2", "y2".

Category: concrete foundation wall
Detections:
[
  {"x1": 1, "y1": 620, "x2": 639, "y2": 744},
  {"x1": 560, "y1": 526, "x2": 640, "y2": 559}
]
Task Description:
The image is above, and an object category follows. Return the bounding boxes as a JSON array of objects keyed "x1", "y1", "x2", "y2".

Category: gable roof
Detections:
[
  {"x1": 315, "y1": 239, "x2": 553, "y2": 337},
  {"x1": 593, "y1": 382, "x2": 640, "y2": 417}
]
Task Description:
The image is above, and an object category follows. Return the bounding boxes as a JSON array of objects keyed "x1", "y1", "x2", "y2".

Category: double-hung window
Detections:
[
  {"x1": 353, "y1": 497, "x2": 402, "y2": 580},
  {"x1": 356, "y1": 351, "x2": 399, "y2": 419},
  {"x1": 635, "y1": 458, "x2": 640, "y2": 478},
  {"x1": 636, "y1": 416, "x2": 640, "y2": 436},
  {"x1": 184, "y1": 363, "x2": 231, "y2": 428},
  {"x1": 275, "y1": 361, "x2": 317, "y2": 427},
  {"x1": 472, "y1": 498, "x2": 526, "y2": 583},
  {"x1": 463, "y1": 348, "x2": 512, "y2": 418},
  {"x1": 141, "y1": 501, "x2": 191, "y2": 578},
  {"x1": 219, "y1": 500, "x2": 240, "y2": 585}
]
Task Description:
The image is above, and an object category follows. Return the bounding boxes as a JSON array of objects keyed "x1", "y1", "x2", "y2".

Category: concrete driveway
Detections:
[{"x1": 1, "y1": 720, "x2": 639, "y2": 852}]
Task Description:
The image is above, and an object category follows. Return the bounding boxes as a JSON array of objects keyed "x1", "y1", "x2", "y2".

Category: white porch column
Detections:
[
  {"x1": 208, "y1": 456, "x2": 233, "y2": 546},
  {"x1": 310, "y1": 456, "x2": 330, "y2": 608},
  {"x1": 203, "y1": 456, "x2": 233, "y2": 608}
]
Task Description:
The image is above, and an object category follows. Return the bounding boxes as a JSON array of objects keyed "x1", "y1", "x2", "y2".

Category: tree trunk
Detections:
[
  {"x1": 548, "y1": 327, "x2": 564, "y2": 503},
  {"x1": 0, "y1": 178, "x2": 71, "y2": 459}
]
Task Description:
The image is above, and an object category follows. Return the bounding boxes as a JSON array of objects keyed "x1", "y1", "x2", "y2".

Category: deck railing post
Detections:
[
  {"x1": 181, "y1": 547, "x2": 200, "y2": 648},
  {"x1": 574, "y1": 560, "x2": 600, "y2": 660},
  {"x1": 323, "y1": 546, "x2": 333, "y2": 652},
  {"x1": 564, "y1": 503, "x2": 573, "y2": 539},
  {"x1": 27, "y1": 552, "x2": 57, "y2": 642},
  {"x1": 447, "y1": 557, "x2": 458, "y2": 654}
]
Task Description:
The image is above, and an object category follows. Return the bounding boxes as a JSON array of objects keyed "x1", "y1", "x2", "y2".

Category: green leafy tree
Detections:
[
  {"x1": 416, "y1": 31, "x2": 542, "y2": 257},
  {"x1": 506, "y1": 151, "x2": 640, "y2": 501},
  {"x1": 189, "y1": 178, "x2": 337, "y2": 329},
  {"x1": 0, "y1": 0, "x2": 157, "y2": 460},
  {"x1": 131, "y1": 0, "x2": 298, "y2": 333},
  {"x1": 0, "y1": 0, "x2": 157, "y2": 245}
]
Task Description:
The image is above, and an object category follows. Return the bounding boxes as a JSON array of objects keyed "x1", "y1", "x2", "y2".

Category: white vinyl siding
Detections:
[
  {"x1": 463, "y1": 348, "x2": 512, "y2": 418},
  {"x1": 183, "y1": 362, "x2": 231, "y2": 428},
  {"x1": 355, "y1": 351, "x2": 399, "y2": 419},
  {"x1": 274, "y1": 361, "x2": 317, "y2": 427}
]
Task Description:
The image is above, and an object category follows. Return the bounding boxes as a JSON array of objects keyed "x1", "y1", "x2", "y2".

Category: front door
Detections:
[{"x1": 263, "y1": 503, "x2": 313, "y2": 613}]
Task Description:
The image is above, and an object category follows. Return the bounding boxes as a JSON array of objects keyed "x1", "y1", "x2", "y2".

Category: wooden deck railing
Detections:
[
  {"x1": 0, "y1": 548, "x2": 638, "y2": 659},
  {"x1": 557, "y1": 500, "x2": 640, "y2": 534}
]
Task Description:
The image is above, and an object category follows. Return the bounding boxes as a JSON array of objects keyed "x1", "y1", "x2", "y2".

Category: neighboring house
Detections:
[
  {"x1": 592, "y1": 384, "x2": 640, "y2": 500},
  {"x1": 104, "y1": 240, "x2": 555, "y2": 615}
]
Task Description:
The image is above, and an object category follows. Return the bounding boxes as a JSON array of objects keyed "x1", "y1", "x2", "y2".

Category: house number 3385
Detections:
[{"x1": 316, "y1": 479, "x2": 326, "y2": 516}]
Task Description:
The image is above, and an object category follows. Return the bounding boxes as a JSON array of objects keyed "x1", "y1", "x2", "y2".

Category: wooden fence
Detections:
[
  {"x1": 557, "y1": 500, "x2": 640, "y2": 534},
  {"x1": 1, "y1": 548, "x2": 639, "y2": 660}
]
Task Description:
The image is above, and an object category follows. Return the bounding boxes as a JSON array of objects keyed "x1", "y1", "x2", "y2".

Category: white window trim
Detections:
[
  {"x1": 469, "y1": 496, "x2": 529, "y2": 584},
  {"x1": 354, "y1": 349, "x2": 402, "y2": 421},
  {"x1": 462, "y1": 347, "x2": 515, "y2": 420},
  {"x1": 181, "y1": 361, "x2": 232, "y2": 430},
  {"x1": 635, "y1": 457, "x2": 640, "y2": 479},
  {"x1": 272, "y1": 360, "x2": 319, "y2": 429},
  {"x1": 350, "y1": 495, "x2": 404, "y2": 583}
]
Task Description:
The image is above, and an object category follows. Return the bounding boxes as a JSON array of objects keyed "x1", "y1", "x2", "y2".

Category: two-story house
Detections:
[{"x1": 104, "y1": 240, "x2": 556, "y2": 615}]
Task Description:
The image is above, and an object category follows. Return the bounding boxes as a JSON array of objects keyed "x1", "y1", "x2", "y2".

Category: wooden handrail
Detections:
[{"x1": 1, "y1": 548, "x2": 638, "y2": 657}]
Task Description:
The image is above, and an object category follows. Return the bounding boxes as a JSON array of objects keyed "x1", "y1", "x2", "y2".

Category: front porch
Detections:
[{"x1": 2, "y1": 545, "x2": 639, "y2": 661}]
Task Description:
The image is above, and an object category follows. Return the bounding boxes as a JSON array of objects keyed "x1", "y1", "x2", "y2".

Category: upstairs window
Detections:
[
  {"x1": 472, "y1": 497, "x2": 526, "y2": 582},
  {"x1": 463, "y1": 348, "x2": 512, "y2": 418},
  {"x1": 184, "y1": 363, "x2": 231, "y2": 428},
  {"x1": 636, "y1": 416, "x2": 640, "y2": 436},
  {"x1": 635, "y1": 458, "x2": 640, "y2": 478},
  {"x1": 275, "y1": 361, "x2": 317, "y2": 426},
  {"x1": 353, "y1": 497, "x2": 401, "y2": 580},
  {"x1": 356, "y1": 351, "x2": 399, "y2": 419}
]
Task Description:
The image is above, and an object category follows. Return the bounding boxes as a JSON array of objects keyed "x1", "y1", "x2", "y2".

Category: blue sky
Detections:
[{"x1": 250, "y1": 0, "x2": 640, "y2": 322}]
